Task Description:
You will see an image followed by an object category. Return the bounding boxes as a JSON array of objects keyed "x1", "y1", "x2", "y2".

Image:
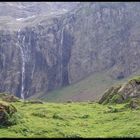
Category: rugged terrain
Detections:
[
  {"x1": 0, "y1": 90, "x2": 140, "y2": 138},
  {"x1": 99, "y1": 76, "x2": 140, "y2": 106},
  {"x1": 1, "y1": 2, "x2": 140, "y2": 100},
  {"x1": 0, "y1": 76, "x2": 140, "y2": 138},
  {"x1": 1, "y1": 2, "x2": 140, "y2": 138}
]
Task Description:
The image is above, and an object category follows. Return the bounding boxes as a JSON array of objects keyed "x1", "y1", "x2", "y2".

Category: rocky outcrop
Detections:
[
  {"x1": 68, "y1": 2, "x2": 140, "y2": 82},
  {"x1": 0, "y1": 101, "x2": 17, "y2": 126},
  {"x1": 98, "y1": 85, "x2": 123, "y2": 104},
  {"x1": 0, "y1": 93, "x2": 20, "y2": 102},
  {"x1": 1, "y1": 2, "x2": 140, "y2": 99},
  {"x1": 99, "y1": 76, "x2": 140, "y2": 104}
]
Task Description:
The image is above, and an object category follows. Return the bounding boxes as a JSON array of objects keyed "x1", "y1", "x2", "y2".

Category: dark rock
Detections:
[
  {"x1": 0, "y1": 101, "x2": 17, "y2": 126},
  {"x1": 99, "y1": 76, "x2": 140, "y2": 105},
  {"x1": 99, "y1": 85, "x2": 123, "y2": 104},
  {"x1": 1, "y1": 3, "x2": 140, "y2": 99},
  {"x1": 129, "y1": 99, "x2": 140, "y2": 109}
]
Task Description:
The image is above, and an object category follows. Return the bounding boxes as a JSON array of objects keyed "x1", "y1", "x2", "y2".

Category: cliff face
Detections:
[
  {"x1": 68, "y1": 3, "x2": 140, "y2": 82},
  {"x1": 1, "y1": 2, "x2": 140, "y2": 99},
  {"x1": 0, "y1": 15, "x2": 75, "y2": 98},
  {"x1": 0, "y1": 2, "x2": 79, "y2": 18}
]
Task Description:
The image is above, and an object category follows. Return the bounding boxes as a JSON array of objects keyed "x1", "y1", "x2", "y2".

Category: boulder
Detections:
[{"x1": 0, "y1": 101, "x2": 17, "y2": 126}]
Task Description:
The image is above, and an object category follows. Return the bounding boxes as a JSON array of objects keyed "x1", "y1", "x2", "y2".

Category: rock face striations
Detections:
[
  {"x1": 99, "y1": 76, "x2": 140, "y2": 105},
  {"x1": 1, "y1": 2, "x2": 140, "y2": 99}
]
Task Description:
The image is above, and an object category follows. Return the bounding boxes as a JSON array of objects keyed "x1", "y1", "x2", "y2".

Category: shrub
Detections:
[{"x1": 106, "y1": 106, "x2": 119, "y2": 113}]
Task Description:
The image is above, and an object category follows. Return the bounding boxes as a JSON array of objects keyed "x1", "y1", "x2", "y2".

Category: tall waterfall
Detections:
[
  {"x1": 60, "y1": 27, "x2": 64, "y2": 85},
  {"x1": 18, "y1": 29, "x2": 25, "y2": 99}
]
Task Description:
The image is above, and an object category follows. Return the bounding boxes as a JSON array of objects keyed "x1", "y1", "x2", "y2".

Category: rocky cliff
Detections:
[{"x1": 1, "y1": 2, "x2": 140, "y2": 99}]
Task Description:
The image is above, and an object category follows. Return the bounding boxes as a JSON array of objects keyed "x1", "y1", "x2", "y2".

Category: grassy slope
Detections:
[
  {"x1": 0, "y1": 101, "x2": 140, "y2": 138},
  {"x1": 38, "y1": 70, "x2": 140, "y2": 102}
]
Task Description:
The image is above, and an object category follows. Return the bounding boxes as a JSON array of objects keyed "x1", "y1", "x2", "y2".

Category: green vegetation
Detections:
[
  {"x1": 38, "y1": 71, "x2": 124, "y2": 102},
  {"x1": 109, "y1": 94, "x2": 124, "y2": 104},
  {"x1": 128, "y1": 76, "x2": 140, "y2": 83},
  {"x1": 0, "y1": 101, "x2": 19, "y2": 127},
  {"x1": 1, "y1": 74, "x2": 140, "y2": 138},
  {"x1": 37, "y1": 70, "x2": 140, "y2": 102},
  {"x1": 0, "y1": 100, "x2": 140, "y2": 138}
]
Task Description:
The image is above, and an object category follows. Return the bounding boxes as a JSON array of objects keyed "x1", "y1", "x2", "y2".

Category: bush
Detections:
[
  {"x1": 5, "y1": 112, "x2": 22, "y2": 126},
  {"x1": 106, "y1": 106, "x2": 119, "y2": 113}
]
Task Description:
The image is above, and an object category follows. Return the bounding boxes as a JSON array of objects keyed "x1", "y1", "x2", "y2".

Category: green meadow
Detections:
[{"x1": 0, "y1": 101, "x2": 140, "y2": 138}]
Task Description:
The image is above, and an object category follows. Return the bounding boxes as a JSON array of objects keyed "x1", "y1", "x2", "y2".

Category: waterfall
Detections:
[
  {"x1": 18, "y1": 29, "x2": 26, "y2": 99},
  {"x1": 31, "y1": 63, "x2": 35, "y2": 80},
  {"x1": 60, "y1": 27, "x2": 65, "y2": 85},
  {"x1": 61, "y1": 27, "x2": 64, "y2": 46}
]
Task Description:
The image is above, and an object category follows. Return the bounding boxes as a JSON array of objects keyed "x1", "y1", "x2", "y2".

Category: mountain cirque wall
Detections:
[
  {"x1": 0, "y1": 14, "x2": 75, "y2": 98},
  {"x1": 1, "y1": 2, "x2": 140, "y2": 98}
]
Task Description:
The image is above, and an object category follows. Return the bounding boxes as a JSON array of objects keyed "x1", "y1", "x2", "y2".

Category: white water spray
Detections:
[
  {"x1": 60, "y1": 27, "x2": 65, "y2": 84},
  {"x1": 18, "y1": 29, "x2": 26, "y2": 99}
]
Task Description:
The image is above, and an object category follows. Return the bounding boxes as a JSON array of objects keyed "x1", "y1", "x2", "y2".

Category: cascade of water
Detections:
[
  {"x1": 60, "y1": 27, "x2": 64, "y2": 84},
  {"x1": 31, "y1": 63, "x2": 35, "y2": 80},
  {"x1": 2, "y1": 54, "x2": 6, "y2": 68},
  {"x1": 18, "y1": 29, "x2": 26, "y2": 99},
  {"x1": 25, "y1": 63, "x2": 35, "y2": 97},
  {"x1": 61, "y1": 27, "x2": 64, "y2": 46}
]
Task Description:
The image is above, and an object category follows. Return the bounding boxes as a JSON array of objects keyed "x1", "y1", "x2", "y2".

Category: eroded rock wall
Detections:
[{"x1": 1, "y1": 3, "x2": 140, "y2": 98}]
